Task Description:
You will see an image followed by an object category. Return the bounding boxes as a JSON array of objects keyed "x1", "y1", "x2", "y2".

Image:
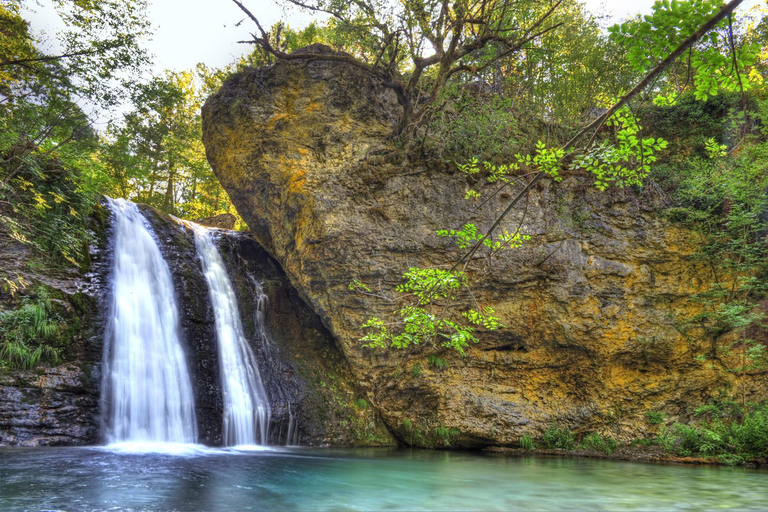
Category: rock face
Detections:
[
  {"x1": 0, "y1": 209, "x2": 109, "y2": 446},
  {"x1": 0, "y1": 366, "x2": 100, "y2": 445},
  {"x1": 196, "y1": 212, "x2": 237, "y2": 230},
  {"x1": 202, "y1": 46, "x2": 768, "y2": 447},
  {"x1": 1, "y1": 199, "x2": 393, "y2": 447},
  {"x1": 131, "y1": 205, "x2": 393, "y2": 446}
]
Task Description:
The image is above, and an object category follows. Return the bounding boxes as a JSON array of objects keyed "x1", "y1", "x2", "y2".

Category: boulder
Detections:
[
  {"x1": 196, "y1": 213, "x2": 237, "y2": 230},
  {"x1": 202, "y1": 47, "x2": 768, "y2": 447}
]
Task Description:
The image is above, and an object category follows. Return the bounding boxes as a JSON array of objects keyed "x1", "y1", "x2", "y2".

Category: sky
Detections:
[{"x1": 23, "y1": 0, "x2": 663, "y2": 75}]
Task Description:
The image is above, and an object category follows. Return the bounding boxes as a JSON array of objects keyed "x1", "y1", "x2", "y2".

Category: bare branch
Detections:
[{"x1": 0, "y1": 49, "x2": 98, "y2": 68}]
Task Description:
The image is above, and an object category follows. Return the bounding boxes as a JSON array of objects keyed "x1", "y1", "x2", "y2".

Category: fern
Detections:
[{"x1": 0, "y1": 287, "x2": 62, "y2": 370}]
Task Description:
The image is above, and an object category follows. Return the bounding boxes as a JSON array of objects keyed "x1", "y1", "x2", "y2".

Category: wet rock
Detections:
[{"x1": 0, "y1": 366, "x2": 100, "y2": 445}]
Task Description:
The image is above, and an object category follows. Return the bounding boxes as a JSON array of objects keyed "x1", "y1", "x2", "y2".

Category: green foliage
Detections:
[
  {"x1": 425, "y1": 90, "x2": 523, "y2": 161},
  {"x1": 661, "y1": 132, "x2": 768, "y2": 397},
  {"x1": 0, "y1": 0, "x2": 151, "y2": 267},
  {"x1": 517, "y1": 141, "x2": 566, "y2": 181},
  {"x1": 426, "y1": 355, "x2": 448, "y2": 371},
  {"x1": 437, "y1": 223, "x2": 530, "y2": 258},
  {"x1": 608, "y1": 0, "x2": 761, "y2": 100},
  {"x1": 646, "y1": 411, "x2": 666, "y2": 425},
  {"x1": 580, "y1": 432, "x2": 618, "y2": 455},
  {"x1": 0, "y1": 272, "x2": 28, "y2": 298},
  {"x1": 540, "y1": 424, "x2": 576, "y2": 450},
  {"x1": 359, "y1": 267, "x2": 502, "y2": 356},
  {"x1": 0, "y1": 287, "x2": 62, "y2": 370},
  {"x1": 400, "y1": 418, "x2": 422, "y2": 446},
  {"x1": 102, "y1": 68, "x2": 242, "y2": 223},
  {"x1": 632, "y1": 437, "x2": 655, "y2": 448},
  {"x1": 397, "y1": 268, "x2": 466, "y2": 305},
  {"x1": 519, "y1": 434, "x2": 535, "y2": 451},
  {"x1": 432, "y1": 426, "x2": 461, "y2": 447},
  {"x1": 237, "y1": 0, "x2": 595, "y2": 135},
  {"x1": 656, "y1": 401, "x2": 768, "y2": 463},
  {"x1": 643, "y1": 92, "x2": 741, "y2": 164},
  {"x1": 0, "y1": 142, "x2": 102, "y2": 267},
  {"x1": 410, "y1": 362, "x2": 422, "y2": 377},
  {"x1": 704, "y1": 137, "x2": 727, "y2": 158},
  {"x1": 0, "y1": 3, "x2": 38, "y2": 86},
  {"x1": 458, "y1": 141, "x2": 566, "y2": 199},
  {"x1": 572, "y1": 104, "x2": 669, "y2": 190},
  {"x1": 348, "y1": 279, "x2": 371, "y2": 293}
]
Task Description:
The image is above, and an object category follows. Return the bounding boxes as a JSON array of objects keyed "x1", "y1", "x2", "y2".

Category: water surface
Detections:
[{"x1": 1, "y1": 447, "x2": 766, "y2": 511}]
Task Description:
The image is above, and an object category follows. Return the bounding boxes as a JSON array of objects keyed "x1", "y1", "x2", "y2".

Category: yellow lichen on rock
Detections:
[{"x1": 202, "y1": 46, "x2": 768, "y2": 448}]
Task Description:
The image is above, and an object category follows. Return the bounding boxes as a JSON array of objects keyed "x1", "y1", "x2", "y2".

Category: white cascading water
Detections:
[
  {"x1": 189, "y1": 223, "x2": 271, "y2": 446},
  {"x1": 101, "y1": 198, "x2": 198, "y2": 447}
]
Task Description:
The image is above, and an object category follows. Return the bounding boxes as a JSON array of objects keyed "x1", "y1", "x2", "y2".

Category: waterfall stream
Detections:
[
  {"x1": 190, "y1": 223, "x2": 271, "y2": 446},
  {"x1": 101, "y1": 198, "x2": 198, "y2": 446}
]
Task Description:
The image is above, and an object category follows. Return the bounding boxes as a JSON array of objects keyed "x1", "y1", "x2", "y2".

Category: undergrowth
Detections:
[
  {"x1": 0, "y1": 286, "x2": 63, "y2": 370},
  {"x1": 655, "y1": 400, "x2": 768, "y2": 464}
]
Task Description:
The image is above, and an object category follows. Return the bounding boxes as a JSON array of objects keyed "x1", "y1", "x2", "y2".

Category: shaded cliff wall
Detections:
[
  {"x1": 1, "y1": 200, "x2": 392, "y2": 447},
  {"x1": 141, "y1": 206, "x2": 393, "y2": 446},
  {"x1": 202, "y1": 46, "x2": 768, "y2": 447},
  {"x1": 0, "y1": 206, "x2": 109, "y2": 446},
  {"x1": 215, "y1": 232, "x2": 393, "y2": 445}
]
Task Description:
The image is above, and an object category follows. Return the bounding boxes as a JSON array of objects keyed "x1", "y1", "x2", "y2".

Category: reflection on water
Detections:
[{"x1": 0, "y1": 447, "x2": 766, "y2": 511}]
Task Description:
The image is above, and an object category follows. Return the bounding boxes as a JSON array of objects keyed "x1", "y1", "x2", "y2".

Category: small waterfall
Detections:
[
  {"x1": 101, "y1": 198, "x2": 198, "y2": 446},
  {"x1": 190, "y1": 224, "x2": 271, "y2": 446},
  {"x1": 286, "y1": 404, "x2": 300, "y2": 446}
]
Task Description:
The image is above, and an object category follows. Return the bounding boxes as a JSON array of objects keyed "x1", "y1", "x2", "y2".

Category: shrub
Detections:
[
  {"x1": 427, "y1": 355, "x2": 449, "y2": 371},
  {"x1": 519, "y1": 434, "x2": 535, "y2": 451},
  {"x1": 656, "y1": 402, "x2": 768, "y2": 463},
  {"x1": 540, "y1": 424, "x2": 576, "y2": 450},
  {"x1": 645, "y1": 411, "x2": 665, "y2": 425},
  {"x1": 432, "y1": 426, "x2": 461, "y2": 447},
  {"x1": 580, "y1": 432, "x2": 618, "y2": 455},
  {"x1": 0, "y1": 287, "x2": 62, "y2": 369}
]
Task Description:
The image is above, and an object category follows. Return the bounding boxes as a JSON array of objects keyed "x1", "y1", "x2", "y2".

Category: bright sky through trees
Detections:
[
  {"x1": 22, "y1": 0, "x2": 671, "y2": 74},
  {"x1": 23, "y1": 0, "x2": 762, "y2": 75}
]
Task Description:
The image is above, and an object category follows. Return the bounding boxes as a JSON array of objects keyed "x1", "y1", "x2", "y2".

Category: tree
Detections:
[
  {"x1": 102, "y1": 67, "x2": 242, "y2": 221},
  {"x1": 0, "y1": 0, "x2": 150, "y2": 266},
  {"x1": 233, "y1": 0, "x2": 567, "y2": 134}
]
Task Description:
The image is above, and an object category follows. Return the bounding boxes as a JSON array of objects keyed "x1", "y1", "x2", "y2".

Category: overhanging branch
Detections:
[{"x1": 451, "y1": 0, "x2": 745, "y2": 273}]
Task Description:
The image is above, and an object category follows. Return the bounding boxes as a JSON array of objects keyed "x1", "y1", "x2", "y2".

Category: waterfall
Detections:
[
  {"x1": 190, "y1": 223, "x2": 271, "y2": 446},
  {"x1": 101, "y1": 198, "x2": 198, "y2": 445}
]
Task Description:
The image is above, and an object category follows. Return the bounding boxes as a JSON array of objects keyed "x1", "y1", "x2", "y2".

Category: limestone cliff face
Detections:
[{"x1": 202, "y1": 46, "x2": 768, "y2": 447}]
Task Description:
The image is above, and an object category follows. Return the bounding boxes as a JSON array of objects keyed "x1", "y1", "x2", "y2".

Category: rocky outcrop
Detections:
[
  {"x1": 202, "y1": 46, "x2": 768, "y2": 447},
  {"x1": 196, "y1": 212, "x2": 237, "y2": 230},
  {"x1": 0, "y1": 365, "x2": 100, "y2": 445}
]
